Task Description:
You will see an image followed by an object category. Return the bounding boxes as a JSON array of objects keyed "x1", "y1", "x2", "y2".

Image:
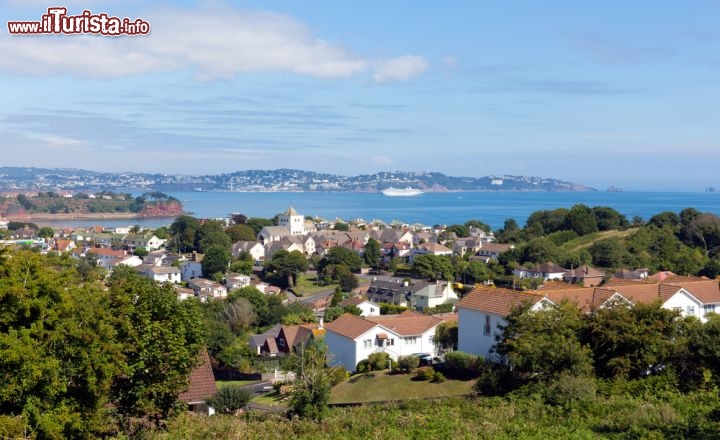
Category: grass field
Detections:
[
  {"x1": 250, "y1": 390, "x2": 288, "y2": 407},
  {"x1": 559, "y1": 229, "x2": 636, "y2": 254},
  {"x1": 330, "y1": 370, "x2": 477, "y2": 404},
  {"x1": 292, "y1": 273, "x2": 337, "y2": 297},
  {"x1": 216, "y1": 380, "x2": 261, "y2": 389}
]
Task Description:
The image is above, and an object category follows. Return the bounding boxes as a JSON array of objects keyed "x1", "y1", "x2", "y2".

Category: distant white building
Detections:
[{"x1": 277, "y1": 206, "x2": 305, "y2": 235}]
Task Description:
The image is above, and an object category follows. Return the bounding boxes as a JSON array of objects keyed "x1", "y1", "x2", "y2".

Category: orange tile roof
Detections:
[
  {"x1": 666, "y1": 279, "x2": 720, "y2": 304},
  {"x1": 457, "y1": 285, "x2": 546, "y2": 316},
  {"x1": 325, "y1": 313, "x2": 377, "y2": 340},
  {"x1": 365, "y1": 311, "x2": 443, "y2": 336},
  {"x1": 178, "y1": 350, "x2": 217, "y2": 405}
]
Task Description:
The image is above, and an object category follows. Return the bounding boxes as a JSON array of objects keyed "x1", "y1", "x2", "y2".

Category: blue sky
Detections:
[{"x1": 1, "y1": 1, "x2": 719, "y2": 190}]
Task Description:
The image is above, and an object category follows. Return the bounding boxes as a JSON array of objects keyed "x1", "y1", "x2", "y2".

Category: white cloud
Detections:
[
  {"x1": 372, "y1": 55, "x2": 429, "y2": 83},
  {"x1": 0, "y1": 4, "x2": 426, "y2": 82}
]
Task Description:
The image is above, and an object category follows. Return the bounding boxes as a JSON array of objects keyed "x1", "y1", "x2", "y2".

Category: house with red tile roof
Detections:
[
  {"x1": 456, "y1": 286, "x2": 555, "y2": 358},
  {"x1": 324, "y1": 311, "x2": 447, "y2": 372},
  {"x1": 178, "y1": 350, "x2": 217, "y2": 416}
]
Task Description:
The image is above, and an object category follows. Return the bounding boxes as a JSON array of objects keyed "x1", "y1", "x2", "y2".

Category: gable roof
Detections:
[
  {"x1": 564, "y1": 265, "x2": 605, "y2": 279},
  {"x1": 325, "y1": 313, "x2": 377, "y2": 340},
  {"x1": 365, "y1": 311, "x2": 443, "y2": 336},
  {"x1": 178, "y1": 350, "x2": 217, "y2": 405},
  {"x1": 457, "y1": 286, "x2": 547, "y2": 316}
]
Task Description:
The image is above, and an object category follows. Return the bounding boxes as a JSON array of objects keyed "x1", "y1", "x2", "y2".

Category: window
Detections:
[
  {"x1": 484, "y1": 315, "x2": 491, "y2": 335},
  {"x1": 389, "y1": 338, "x2": 394, "y2": 346},
  {"x1": 363, "y1": 339, "x2": 372, "y2": 349},
  {"x1": 704, "y1": 304, "x2": 716, "y2": 314},
  {"x1": 687, "y1": 305, "x2": 696, "y2": 316},
  {"x1": 405, "y1": 337, "x2": 417, "y2": 345},
  {"x1": 370, "y1": 307, "x2": 375, "y2": 313}
]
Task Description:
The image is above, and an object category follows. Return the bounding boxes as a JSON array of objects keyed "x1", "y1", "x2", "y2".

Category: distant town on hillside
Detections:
[{"x1": 0, "y1": 167, "x2": 596, "y2": 193}]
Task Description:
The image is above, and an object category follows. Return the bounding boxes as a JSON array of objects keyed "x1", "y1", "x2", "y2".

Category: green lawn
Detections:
[
  {"x1": 216, "y1": 380, "x2": 261, "y2": 389},
  {"x1": 330, "y1": 370, "x2": 477, "y2": 404},
  {"x1": 250, "y1": 390, "x2": 288, "y2": 407},
  {"x1": 292, "y1": 273, "x2": 337, "y2": 297}
]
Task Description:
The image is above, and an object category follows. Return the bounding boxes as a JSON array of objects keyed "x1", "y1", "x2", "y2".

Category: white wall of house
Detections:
[
  {"x1": 181, "y1": 261, "x2": 203, "y2": 282},
  {"x1": 457, "y1": 307, "x2": 502, "y2": 358},
  {"x1": 663, "y1": 290, "x2": 705, "y2": 321},
  {"x1": 325, "y1": 332, "x2": 361, "y2": 372},
  {"x1": 356, "y1": 301, "x2": 380, "y2": 317}
]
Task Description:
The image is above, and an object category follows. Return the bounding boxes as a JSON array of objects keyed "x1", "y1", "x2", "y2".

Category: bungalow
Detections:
[
  {"x1": 512, "y1": 262, "x2": 567, "y2": 281},
  {"x1": 188, "y1": 278, "x2": 228, "y2": 301},
  {"x1": 122, "y1": 234, "x2": 164, "y2": 251},
  {"x1": 178, "y1": 351, "x2": 217, "y2": 416},
  {"x1": 412, "y1": 281, "x2": 459, "y2": 312},
  {"x1": 249, "y1": 324, "x2": 283, "y2": 356},
  {"x1": 174, "y1": 285, "x2": 196, "y2": 301},
  {"x1": 457, "y1": 286, "x2": 555, "y2": 358},
  {"x1": 225, "y1": 273, "x2": 251, "y2": 290},
  {"x1": 409, "y1": 242, "x2": 452, "y2": 262},
  {"x1": 86, "y1": 248, "x2": 129, "y2": 269},
  {"x1": 324, "y1": 311, "x2": 444, "y2": 372},
  {"x1": 563, "y1": 265, "x2": 606, "y2": 287},
  {"x1": 453, "y1": 238, "x2": 482, "y2": 257},
  {"x1": 264, "y1": 237, "x2": 304, "y2": 260},
  {"x1": 54, "y1": 239, "x2": 76, "y2": 253},
  {"x1": 135, "y1": 264, "x2": 181, "y2": 284},
  {"x1": 474, "y1": 242, "x2": 514, "y2": 262},
  {"x1": 231, "y1": 240, "x2": 265, "y2": 264}
]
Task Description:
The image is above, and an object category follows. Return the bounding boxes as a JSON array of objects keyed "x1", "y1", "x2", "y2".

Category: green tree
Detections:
[
  {"x1": 264, "y1": 250, "x2": 308, "y2": 289},
  {"x1": 494, "y1": 302, "x2": 593, "y2": 381},
  {"x1": 434, "y1": 321, "x2": 459, "y2": 354},
  {"x1": 318, "y1": 247, "x2": 363, "y2": 273},
  {"x1": 107, "y1": 267, "x2": 205, "y2": 426},
  {"x1": 588, "y1": 237, "x2": 627, "y2": 268},
  {"x1": 288, "y1": 342, "x2": 332, "y2": 420},
  {"x1": 521, "y1": 237, "x2": 558, "y2": 265},
  {"x1": 133, "y1": 245, "x2": 148, "y2": 258},
  {"x1": 364, "y1": 237, "x2": 381, "y2": 269},
  {"x1": 330, "y1": 286, "x2": 343, "y2": 306},
  {"x1": 246, "y1": 217, "x2": 274, "y2": 235},
  {"x1": 197, "y1": 220, "x2": 232, "y2": 253},
  {"x1": 323, "y1": 306, "x2": 344, "y2": 323},
  {"x1": 37, "y1": 226, "x2": 54, "y2": 239},
  {"x1": 202, "y1": 245, "x2": 231, "y2": 276},
  {"x1": 446, "y1": 224, "x2": 470, "y2": 238},
  {"x1": 169, "y1": 215, "x2": 201, "y2": 253},
  {"x1": 207, "y1": 386, "x2": 251, "y2": 414},
  {"x1": 332, "y1": 222, "x2": 350, "y2": 231},
  {"x1": 227, "y1": 224, "x2": 256, "y2": 242},
  {"x1": 563, "y1": 204, "x2": 598, "y2": 236},
  {"x1": 411, "y1": 254, "x2": 454, "y2": 281},
  {"x1": 592, "y1": 206, "x2": 629, "y2": 231},
  {"x1": 648, "y1": 211, "x2": 680, "y2": 229}
]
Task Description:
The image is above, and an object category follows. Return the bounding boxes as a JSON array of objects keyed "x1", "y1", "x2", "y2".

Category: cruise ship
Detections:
[{"x1": 381, "y1": 187, "x2": 424, "y2": 197}]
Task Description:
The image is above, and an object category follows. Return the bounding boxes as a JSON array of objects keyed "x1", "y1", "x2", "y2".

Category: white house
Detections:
[
  {"x1": 265, "y1": 238, "x2": 304, "y2": 260},
  {"x1": 257, "y1": 226, "x2": 293, "y2": 244},
  {"x1": 232, "y1": 240, "x2": 265, "y2": 263},
  {"x1": 457, "y1": 286, "x2": 555, "y2": 358},
  {"x1": 409, "y1": 242, "x2": 453, "y2": 263},
  {"x1": 324, "y1": 311, "x2": 444, "y2": 372},
  {"x1": 412, "y1": 281, "x2": 459, "y2": 312},
  {"x1": 225, "y1": 273, "x2": 251, "y2": 290},
  {"x1": 135, "y1": 264, "x2": 181, "y2": 284},
  {"x1": 122, "y1": 234, "x2": 165, "y2": 251},
  {"x1": 512, "y1": 262, "x2": 567, "y2": 281},
  {"x1": 338, "y1": 296, "x2": 381, "y2": 317},
  {"x1": 180, "y1": 253, "x2": 204, "y2": 281}
]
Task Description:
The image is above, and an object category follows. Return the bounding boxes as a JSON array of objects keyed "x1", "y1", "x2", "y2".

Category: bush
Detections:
[
  {"x1": 474, "y1": 361, "x2": 516, "y2": 396},
  {"x1": 207, "y1": 385, "x2": 251, "y2": 413},
  {"x1": 415, "y1": 366, "x2": 435, "y2": 381},
  {"x1": 328, "y1": 366, "x2": 348, "y2": 386},
  {"x1": 356, "y1": 359, "x2": 369, "y2": 374},
  {"x1": 397, "y1": 355, "x2": 420, "y2": 373},
  {"x1": 432, "y1": 371, "x2": 446, "y2": 383},
  {"x1": 367, "y1": 352, "x2": 391, "y2": 371},
  {"x1": 444, "y1": 351, "x2": 481, "y2": 372},
  {"x1": 544, "y1": 374, "x2": 597, "y2": 408}
]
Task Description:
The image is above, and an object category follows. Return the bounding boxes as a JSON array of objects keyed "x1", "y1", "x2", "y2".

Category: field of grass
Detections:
[
  {"x1": 559, "y1": 229, "x2": 636, "y2": 254},
  {"x1": 330, "y1": 370, "x2": 476, "y2": 404},
  {"x1": 292, "y1": 273, "x2": 337, "y2": 297},
  {"x1": 250, "y1": 390, "x2": 288, "y2": 407}
]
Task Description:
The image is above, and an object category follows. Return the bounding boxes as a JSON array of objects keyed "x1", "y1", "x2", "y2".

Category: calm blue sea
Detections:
[{"x1": 35, "y1": 191, "x2": 720, "y2": 230}]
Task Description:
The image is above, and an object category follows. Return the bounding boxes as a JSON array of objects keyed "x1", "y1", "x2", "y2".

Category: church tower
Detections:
[{"x1": 278, "y1": 206, "x2": 304, "y2": 235}]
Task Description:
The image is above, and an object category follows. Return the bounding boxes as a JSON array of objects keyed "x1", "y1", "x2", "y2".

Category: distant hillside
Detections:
[{"x1": 0, "y1": 167, "x2": 596, "y2": 192}]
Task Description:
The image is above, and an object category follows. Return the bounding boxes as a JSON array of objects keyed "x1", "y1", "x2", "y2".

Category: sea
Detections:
[{"x1": 32, "y1": 191, "x2": 720, "y2": 231}]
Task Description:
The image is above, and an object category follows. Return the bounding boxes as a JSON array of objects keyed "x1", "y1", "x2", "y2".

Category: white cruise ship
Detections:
[{"x1": 381, "y1": 187, "x2": 424, "y2": 197}]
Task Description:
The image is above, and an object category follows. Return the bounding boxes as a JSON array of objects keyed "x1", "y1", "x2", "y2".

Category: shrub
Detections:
[
  {"x1": 474, "y1": 361, "x2": 516, "y2": 396},
  {"x1": 328, "y1": 366, "x2": 348, "y2": 386},
  {"x1": 415, "y1": 366, "x2": 435, "y2": 381},
  {"x1": 544, "y1": 374, "x2": 597, "y2": 408},
  {"x1": 356, "y1": 359, "x2": 369, "y2": 374},
  {"x1": 432, "y1": 371, "x2": 446, "y2": 383},
  {"x1": 397, "y1": 355, "x2": 420, "y2": 373},
  {"x1": 444, "y1": 351, "x2": 480, "y2": 372},
  {"x1": 367, "y1": 352, "x2": 391, "y2": 371},
  {"x1": 207, "y1": 385, "x2": 252, "y2": 413}
]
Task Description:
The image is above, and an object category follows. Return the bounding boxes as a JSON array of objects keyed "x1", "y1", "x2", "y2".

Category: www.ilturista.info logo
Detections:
[{"x1": 7, "y1": 7, "x2": 150, "y2": 36}]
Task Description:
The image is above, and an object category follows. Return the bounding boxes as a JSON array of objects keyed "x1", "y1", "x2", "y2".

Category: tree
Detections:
[
  {"x1": 330, "y1": 286, "x2": 343, "y2": 306},
  {"x1": 219, "y1": 297, "x2": 256, "y2": 335},
  {"x1": 364, "y1": 237, "x2": 381, "y2": 269},
  {"x1": 494, "y1": 302, "x2": 593, "y2": 381},
  {"x1": 343, "y1": 304, "x2": 363, "y2": 316},
  {"x1": 648, "y1": 211, "x2": 680, "y2": 229},
  {"x1": 264, "y1": 250, "x2": 308, "y2": 289},
  {"x1": 332, "y1": 222, "x2": 349, "y2": 231},
  {"x1": 246, "y1": 217, "x2": 274, "y2": 235},
  {"x1": 563, "y1": 204, "x2": 598, "y2": 236},
  {"x1": 37, "y1": 226, "x2": 54, "y2": 239},
  {"x1": 465, "y1": 219, "x2": 492, "y2": 233},
  {"x1": 288, "y1": 341, "x2": 332, "y2": 420},
  {"x1": 202, "y1": 245, "x2": 231, "y2": 276},
  {"x1": 107, "y1": 267, "x2": 205, "y2": 426},
  {"x1": 588, "y1": 237, "x2": 627, "y2": 269},
  {"x1": 446, "y1": 224, "x2": 470, "y2": 238},
  {"x1": 434, "y1": 321, "x2": 459, "y2": 354},
  {"x1": 227, "y1": 224, "x2": 256, "y2": 242},
  {"x1": 317, "y1": 247, "x2": 363, "y2": 273},
  {"x1": 521, "y1": 237, "x2": 558, "y2": 265},
  {"x1": 169, "y1": 215, "x2": 201, "y2": 252},
  {"x1": 592, "y1": 206, "x2": 629, "y2": 231},
  {"x1": 338, "y1": 267, "x2": 359, "y2": 292},
  {"x1": 323, "y1": 306, "x2": 344, "y2": 323},
  {"x1": 133, "y1": 245, "x2": 148, "y2": 258},
  {"x1": 207, "y1": 385, "x2": 251, "y2": 414},
  {"x1": 197, "y1": 220, "x2": 232, "y2": 253},
  {"x1": 412, "y1": 254, "x2": 454, "y2": 281},
  {"x1": 684, "y1": 213, "x2": 720, "y2": 257},
  {"x1": 229, "y1": 254, "x2": 253, "y2": 275}
]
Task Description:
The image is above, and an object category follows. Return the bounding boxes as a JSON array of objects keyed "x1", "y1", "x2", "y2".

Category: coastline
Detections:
[{"x1": 5, "y1": 212, "x2": 183, "y2": 221}]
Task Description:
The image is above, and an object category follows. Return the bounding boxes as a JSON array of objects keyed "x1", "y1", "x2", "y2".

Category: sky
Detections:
[{"x1": 1, "y1": 1, "x2": 719, "y2": 191}]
